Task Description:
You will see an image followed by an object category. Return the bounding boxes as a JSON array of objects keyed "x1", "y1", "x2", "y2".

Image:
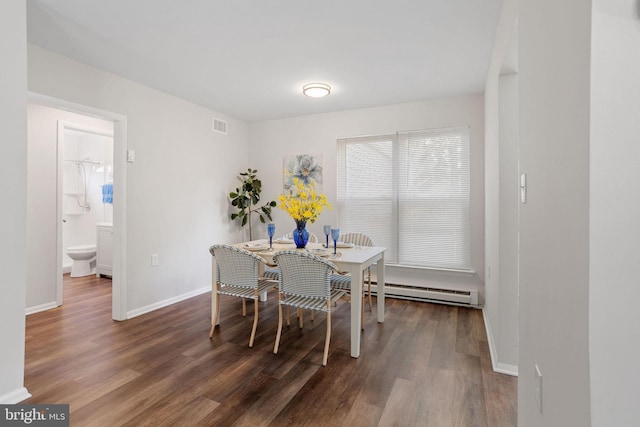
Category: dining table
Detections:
[{"x1": 211, "y1": 239, "x2": 386, "y2": 358}]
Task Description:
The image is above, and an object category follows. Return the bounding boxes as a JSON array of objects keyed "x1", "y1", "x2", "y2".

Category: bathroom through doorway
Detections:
[
  {"x1": 27, "y1": 93, "x2": 128, "y2": 321},
  {"x1": 58, "y1": 123, "x2": 114, "y2": 281}
]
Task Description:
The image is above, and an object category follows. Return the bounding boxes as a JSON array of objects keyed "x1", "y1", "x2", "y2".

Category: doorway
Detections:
[
  {"x1": 28, "y1": 92, "x2": 128, "y2": 320},
  {"x1": 56, "y1": 122, "x2": 114, "y2": 305}
]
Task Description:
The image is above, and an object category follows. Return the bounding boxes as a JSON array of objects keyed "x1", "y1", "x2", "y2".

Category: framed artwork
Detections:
[{"x1": 284, "y1": 153, "x2": 323, "y2": 194}]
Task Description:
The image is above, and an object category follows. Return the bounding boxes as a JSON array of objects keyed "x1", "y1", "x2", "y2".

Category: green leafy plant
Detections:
[{"x1": 229, "y1": 169, "x2": 277, "y2": 240}]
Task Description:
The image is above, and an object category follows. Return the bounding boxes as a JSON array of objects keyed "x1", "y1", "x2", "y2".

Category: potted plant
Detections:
[{"x1": 229, "y1": 169, "x2": 277, "y2": 241}]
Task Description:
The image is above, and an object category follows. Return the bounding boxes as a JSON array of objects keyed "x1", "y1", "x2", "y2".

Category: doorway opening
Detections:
[
  {"x1": 57, "y1": 122, "x2": 114, "y2": 303},
  {"x1": 28, "y1": 92, "x2": 128, "y2": 320}
]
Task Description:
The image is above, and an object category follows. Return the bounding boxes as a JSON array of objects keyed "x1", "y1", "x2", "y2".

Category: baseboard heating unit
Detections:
[{"x1": 370, "y1": 283, "x2": 479, "y2": 307}]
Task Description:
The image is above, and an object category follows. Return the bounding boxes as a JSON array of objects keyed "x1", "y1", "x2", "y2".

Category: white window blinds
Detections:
[{"x1": 337, "y1": 127, "x2": 471, "y2": 271}]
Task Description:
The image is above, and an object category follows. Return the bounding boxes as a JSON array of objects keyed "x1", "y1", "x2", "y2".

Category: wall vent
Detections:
[{"x1": 213, "y1": 118, "x2": 228, "y2": 134}]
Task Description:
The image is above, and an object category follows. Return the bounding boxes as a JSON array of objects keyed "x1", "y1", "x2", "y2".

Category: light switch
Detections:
[
  {"x1": 127, "y1": 149, "x2": 136, "y2": 163},
  {"x1": 520, "y1": 173, "x2": 527, "y2": 204}
]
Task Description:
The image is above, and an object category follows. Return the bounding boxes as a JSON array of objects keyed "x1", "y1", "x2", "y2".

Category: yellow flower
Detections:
[{"x1": 278, "y1": 177, "x2": 332, "y2": 223}]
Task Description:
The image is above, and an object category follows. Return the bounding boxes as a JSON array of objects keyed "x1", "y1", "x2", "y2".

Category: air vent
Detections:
[{"x1": 213, "y1": 118, "x2": 228, "y2": 134}]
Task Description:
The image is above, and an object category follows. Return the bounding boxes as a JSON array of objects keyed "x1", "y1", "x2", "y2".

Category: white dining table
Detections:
[{"x1": 211, "y1": 241, "x2": 386, "y2": 358}]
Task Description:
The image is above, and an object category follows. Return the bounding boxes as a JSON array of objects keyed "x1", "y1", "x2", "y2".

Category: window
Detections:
[{"x1": 337, "y1": 126, "x2": 471, "y2": 271}]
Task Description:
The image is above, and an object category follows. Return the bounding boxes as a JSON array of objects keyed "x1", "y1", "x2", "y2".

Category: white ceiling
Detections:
[{"x1": 27, "y1": 0, "x2": 502, "y2": 123}]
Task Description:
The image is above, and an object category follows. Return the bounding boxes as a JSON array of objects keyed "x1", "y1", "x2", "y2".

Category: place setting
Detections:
[
  {"x1": 242, "y1": 241, "x2": 270, "y2": 252},
  {"x1": 322, "y1": 225, "x2": 354, "y2": 251}
]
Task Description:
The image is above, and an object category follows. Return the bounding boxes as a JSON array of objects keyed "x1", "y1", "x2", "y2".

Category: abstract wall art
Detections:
[{"x1": 283, "y1": 153, "x2": 323, "y2": 194}]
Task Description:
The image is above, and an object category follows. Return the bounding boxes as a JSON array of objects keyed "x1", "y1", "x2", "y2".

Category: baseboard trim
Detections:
[
  {"x1": 482, "y1": 308, "x2": 518, "y2": 377},
  {"x1": 25, "y1": 301, "x2": 58, "y2": 316},
  {"x1": 126, "y1": 286, "x2": 210, "y2": 319},
  {"x1": 495, "y1": 362, "x2": 519, "y2": 376},
  {"x1": 0, "y1": 387, "x2": 32, "y2": 404}
]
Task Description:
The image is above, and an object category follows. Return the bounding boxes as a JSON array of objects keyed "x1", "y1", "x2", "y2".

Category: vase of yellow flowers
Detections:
[
  {"x1": 292, "y1": 220, "x2": 309, "y2": 248},
  {"x1": 278, "y1": 177, "x2": 332, "y2": 249}
]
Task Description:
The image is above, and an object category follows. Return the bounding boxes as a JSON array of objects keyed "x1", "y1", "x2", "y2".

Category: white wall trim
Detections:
[
  {"x1": 0, "y1": 387, "x2": 32, "y2": 404},
  {"x1": 495, "y1": 362, "x2": 518, "y2": 376},
  {"x1": 25, "y1": 301, "x2": 58, "y2": 316},
  {"x1": 126, "y1": 286, "x2": 210, "y2": 320},
  {"x1": 482, "y1": 308, "x2": 518, "y2": 377}
]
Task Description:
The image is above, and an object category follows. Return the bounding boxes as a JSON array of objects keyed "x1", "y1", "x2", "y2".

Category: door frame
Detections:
[{"x1": 30, "y1": 92, "x2": 128, "y2": 321}]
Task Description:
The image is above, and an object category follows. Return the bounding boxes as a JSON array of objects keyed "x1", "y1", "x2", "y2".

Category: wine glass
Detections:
[
  {"x1": 323, "y1": 225, "x2": 331, "y2": 248},
  {"x1": 330, "y1": 228, "x2": 340, "y2": 255},
  {"x1": 267, "y1": 223, "x2": 276, "y2": 251}
]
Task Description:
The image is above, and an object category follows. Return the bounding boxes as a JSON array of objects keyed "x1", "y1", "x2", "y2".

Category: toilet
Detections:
[{"x1": 66, "y1": 244, "x2": 97, "y2": 277}]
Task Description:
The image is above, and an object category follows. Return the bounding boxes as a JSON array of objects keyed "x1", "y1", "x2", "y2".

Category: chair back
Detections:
[
  {"x1": 341, "y1": 232, "x2": 374, "y2": 247},
  {"x1": 210, "y1": 244, "x2": 265, "y2": 288},
  {"x1": 273, "y1": 250, "x2": 337, "y2": 299}
]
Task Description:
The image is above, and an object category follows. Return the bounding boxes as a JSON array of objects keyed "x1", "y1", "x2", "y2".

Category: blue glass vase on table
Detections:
[
  {"x1": 292, "y1": 220, "x2": 309, "y2": 249},
  {"x1": 277, "y1": 177, "x2": 332, "y2": 250}
]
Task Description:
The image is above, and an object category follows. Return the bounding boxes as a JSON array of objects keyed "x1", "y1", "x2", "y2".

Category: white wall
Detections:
[
  {"x1": 26, "y1": 104, "x2": 113, "y2": 310},
  {"x1": 496, "y1": 72, "x2": 519, "y2": 371},
  {"x1": 518, "y1": 0, "x2": 592, "y2": 425},
  {"x1": 483, "y1": 0, "x2": 519, "y2": 375},
  {"x1": 0, "y1": 0, "x2": 30, "y2": 404},
  {"x1": 249, "y1": 95, "x2": 485, "y2": 294},
  {"x1": 590, "y1": 1, "x2": 640, "y2": 424},
  {"x1": 27, "y1": 44, "x2": 249, "y2": 315}
]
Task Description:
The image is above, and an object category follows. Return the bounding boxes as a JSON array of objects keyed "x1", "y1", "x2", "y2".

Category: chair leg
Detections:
[
  {"x1": 209, "y1": 287, "x2": 220, "y2": 339},
  {"x1": 298, "y1": 308, "x2": 303, "y2": 328},
  {"x1": 242, "y1": 298, "x2": 247, "y2": 317},
  {"x1": 286, "y1": 305, "x2": 291, "y2": 326},
  {"x1": 274, "y1": 303, "x2": 284, "y2": 354},
  {"x1": 323, "y1": 307, "x2": 331, "y2": 366},
  {"x1": 249, "y1": 297, "x2": 259, "y2": 348}
]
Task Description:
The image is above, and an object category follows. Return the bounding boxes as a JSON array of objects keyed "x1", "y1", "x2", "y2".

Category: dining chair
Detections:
[
  {"x1": 330, "y1": 232, "x2": 375, "y2": 329},
  {"x1": 272, "y1": 250, "x2": 347, "y2": 366},
  {"x1": 209, "y1": 244, "x2": 278, "y2": 347},
  {"x1": 261, "y1": 232, "x2": 319, "y2": 281}
]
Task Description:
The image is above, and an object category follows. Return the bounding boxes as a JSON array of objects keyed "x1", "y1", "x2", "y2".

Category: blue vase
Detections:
[{"x1": 292, "y1": 220, "x2": 309, "y2": 248}]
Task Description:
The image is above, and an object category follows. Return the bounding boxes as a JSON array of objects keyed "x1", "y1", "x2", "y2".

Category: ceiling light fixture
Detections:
[{"x1": 303, "y1": 83, "x2": 331, "y2": 98}]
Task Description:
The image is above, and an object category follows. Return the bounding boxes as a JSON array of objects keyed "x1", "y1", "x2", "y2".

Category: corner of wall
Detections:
[
  {"x1": 0, "y1": 387, "x2": 32, "y2": 405},
  {"x1": 482, "y1": 308, "x2": 519, "y2": 377}
]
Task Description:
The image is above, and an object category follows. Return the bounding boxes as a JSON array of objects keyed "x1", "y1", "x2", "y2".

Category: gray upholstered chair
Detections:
[
  {"x1": 330, "y1": 232, "x2": 375, "y2": 329},
  {"x1": 209, "y1": 244, "x2": 278, "y2": 347},
  {"x1": 272, "y1": 250, "x2": 347, "y2": 366}
]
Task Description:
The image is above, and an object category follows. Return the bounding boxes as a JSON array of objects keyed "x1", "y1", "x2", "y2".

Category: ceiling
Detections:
[{"x1": 26, "y1": 0, "x2": 502, "y2": 123}]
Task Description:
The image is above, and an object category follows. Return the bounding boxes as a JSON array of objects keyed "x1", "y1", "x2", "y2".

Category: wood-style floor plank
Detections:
[{"x1": 24, "y1": 274, "x2": 517, "y2": 426}]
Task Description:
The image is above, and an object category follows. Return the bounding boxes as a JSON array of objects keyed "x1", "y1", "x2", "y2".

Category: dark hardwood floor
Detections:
[{"x1": 24, "y1": 274, "x2": 517, "y2": 426}]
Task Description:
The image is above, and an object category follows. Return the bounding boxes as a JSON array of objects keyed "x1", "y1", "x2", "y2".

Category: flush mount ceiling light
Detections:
[{"x1": 302, "y1": 83, "x2": 331, "y2": 98}]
